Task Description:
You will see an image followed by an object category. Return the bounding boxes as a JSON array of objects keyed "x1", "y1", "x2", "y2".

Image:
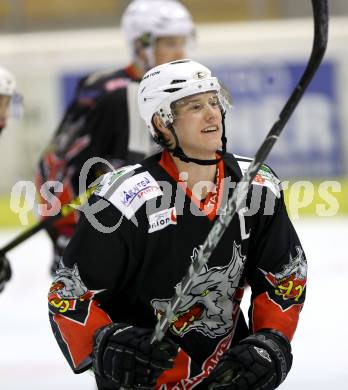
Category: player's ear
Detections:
[
  {"x1": 134, "y1": 39, "x2": 147, "y2": 61},
  {"x1": 153, "y1": 114, "x2": 167, "y2": 133},
  {"x1": 153, "y1": 114, "x2": 174, "y2": 148}
]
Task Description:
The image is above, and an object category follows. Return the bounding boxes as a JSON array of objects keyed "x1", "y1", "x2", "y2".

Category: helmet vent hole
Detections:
[
  {"x1": 170, "y1": 60, "x2": 191, "y2": 65},
  {"x1": 163, "y1": 88, "x2": 182, "y2": 93},
  {"x1": 171, "y1": 79, "x2": 186, "y2": 84}
]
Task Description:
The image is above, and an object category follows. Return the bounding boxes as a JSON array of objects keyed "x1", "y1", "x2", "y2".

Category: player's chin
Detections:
[{"x1": 204, "y1": 136, "x2": 222, "y2": 151}]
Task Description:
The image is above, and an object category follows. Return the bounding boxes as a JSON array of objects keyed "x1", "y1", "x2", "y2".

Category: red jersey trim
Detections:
[
  {"x1": 125, "y1": 64, "x2": 141, "y2": 81},
  {"x1": 252, "y1": 292, "x2": 302, "y2": 341},
  {"x1": 159, "y1": 151, "x2": 225, "y2": 221},
  {"x1": 156, "y1": 349, "x2": 191, "y2": 389},
  {"x1": 52, "y1": 301, "x2": 112, "y2": 370}
]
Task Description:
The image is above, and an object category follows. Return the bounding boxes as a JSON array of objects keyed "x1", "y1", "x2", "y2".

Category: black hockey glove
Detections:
[
  {"x1": 93, "y1": 323, "x2": 179, "y2": 389},
  {"x1": 0, "y1": 255, "x2": 12, "y2": 293},
  {"x1": 204, "y1": 329, "x2": 292, "y2": 390}
]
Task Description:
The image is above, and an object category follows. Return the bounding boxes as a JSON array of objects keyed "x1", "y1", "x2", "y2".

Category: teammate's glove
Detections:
[
  {"x1": 93, "y1": 323, "x2": 179, "y2": 389},
  {"x1": 204, "y1": 329, "x2": 293, "y2": 390},
  {"x1": 0, "y1": 255, "x2": 12, "y2": 293}
]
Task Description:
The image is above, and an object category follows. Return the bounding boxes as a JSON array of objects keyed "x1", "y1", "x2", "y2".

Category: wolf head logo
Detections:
[
  {"x1": 275, "y1": 246, "x2": 307, "y2": 281},
  {"x1": 52, "y1": 262, "x2": 88, "y2": 299},
  {"x1": 151, "y1": 242, "x2": 246, "y2": 338}
]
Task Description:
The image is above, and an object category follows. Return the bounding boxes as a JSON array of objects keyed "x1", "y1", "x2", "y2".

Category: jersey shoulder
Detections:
[
  {"x1": 77, "y1": 67, "x2": 132, "y2": 99},
  {"x1": 234, "y1": 154, "x2": 282, "y2": 198},
  {"x1": 94, "y1": 156, "x2": 163, "y2": 219}
]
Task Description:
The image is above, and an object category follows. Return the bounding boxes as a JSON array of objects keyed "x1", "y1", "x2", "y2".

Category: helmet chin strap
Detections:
[{"x1": 168, "y1": 112, "x2": 227, "y2": 166}]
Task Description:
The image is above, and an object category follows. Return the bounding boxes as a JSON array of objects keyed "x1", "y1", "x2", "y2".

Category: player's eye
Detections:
[
  {"x1": 201, "y1": 289, "x2": 210, "y2": 297},
  {"x1": 187, "y1": 102, "x2": 203, "y2": 112}
]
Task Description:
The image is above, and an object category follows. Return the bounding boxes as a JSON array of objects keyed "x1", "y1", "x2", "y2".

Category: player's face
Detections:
[
  {"x1": 154, "y1": 36, "x2": 187, "y2": 66},
  {"x1": 171, "y1": 92, "x2": 223, "y2": 159},
  {"x1": 0, "y1": 95, "x2": 11, "y2": 131}
]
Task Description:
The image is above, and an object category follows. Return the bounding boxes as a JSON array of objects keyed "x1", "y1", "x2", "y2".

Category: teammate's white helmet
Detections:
[
  {"x1": 0, "y1": 66, "x2": 16, "y2": 97},
  {"x1": 121, "y1": 0, "x2": 194, "y2": 46},
  {"x1": 138, "y1": 59, "x2": 225, "y2": 137}
]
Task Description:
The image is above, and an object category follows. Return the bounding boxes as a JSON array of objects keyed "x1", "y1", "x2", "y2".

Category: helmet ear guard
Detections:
[
  {"x1": 0, "y1": 66, "x2": 23, "y2": 121},
  {"x1": 0, "y1": 66, "x2": 16, "y2": 97}
]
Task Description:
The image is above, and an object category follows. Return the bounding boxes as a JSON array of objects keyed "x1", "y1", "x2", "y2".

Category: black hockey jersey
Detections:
[
  {"x1": 48, "y1": 151, "x2": 307, "y2": 389},
  {"x1": 35, "y1": 65, "x2": 154, "y2": 236}
]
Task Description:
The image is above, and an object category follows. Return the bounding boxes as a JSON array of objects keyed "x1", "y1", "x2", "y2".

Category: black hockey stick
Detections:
[
  {"x1": 0, "y1": 186, "x2": 96, "y2": 257},
  {"x1": 0, "y1": 163, "x2": 137, "y2": 257},
  {"x1": 151, "y1": 0, "x2": 329, "y2": 343}
]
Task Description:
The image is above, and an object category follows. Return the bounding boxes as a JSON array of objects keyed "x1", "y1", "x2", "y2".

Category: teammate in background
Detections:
[
  {"x1": 0, "y1": 65, "x2": 17, "y2": 134},
  {"x1": 48, "y1": 60, "x2": 307, "y2": 389},
  {"x1": 35, "y1": 0, "x2": 195, "y2": 275},
  {"x1": 0, "y1": 65, "x2": 19, "y2": 293}
]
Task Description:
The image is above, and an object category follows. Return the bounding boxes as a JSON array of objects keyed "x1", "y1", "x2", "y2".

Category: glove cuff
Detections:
[{"x1": 240, "y1": 329, "x2": 292, "y2": 387}]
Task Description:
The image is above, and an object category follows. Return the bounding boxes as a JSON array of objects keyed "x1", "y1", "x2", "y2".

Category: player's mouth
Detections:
[
  {"x1": 171, "y1": 303, "x2": 204, "y2": 334},
  {"x1": 201, "y1": 126, "x2": 218, "y2": 134}
]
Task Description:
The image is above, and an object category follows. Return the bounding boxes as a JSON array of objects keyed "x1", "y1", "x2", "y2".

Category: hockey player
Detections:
[
  {"x1": 0, "y1": 65, "x2": 18, "y2": 292},
  {"x1": 48, "y1": 60, "x2": 307, "y2": 389},
  {"x1": 0, "y1": 254, "x2": 11, "y2": 293},
  {"x1": 35, "y1": 0, "x2": 195, "y2": 275},
  {"x1": 0, "y1": 65, "x2": 17, "y2": 134}
]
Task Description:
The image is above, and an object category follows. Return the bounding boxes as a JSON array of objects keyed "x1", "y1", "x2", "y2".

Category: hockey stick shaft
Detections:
[
  {"x1": 151, "y1": 0, "x2": 328, "y2": 343},
  {"x1": 0, "y1": 186, "x2": 96, "y2": 257}
]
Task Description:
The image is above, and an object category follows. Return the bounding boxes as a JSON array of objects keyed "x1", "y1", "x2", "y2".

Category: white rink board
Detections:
[{"x1": 0, "y1": 217, "x2": 347, "y2": 389}]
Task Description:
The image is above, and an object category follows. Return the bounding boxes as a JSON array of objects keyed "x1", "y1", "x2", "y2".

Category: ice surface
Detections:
[{"x1": 0, "y1": 217, "x2": 347, "y2": 389}]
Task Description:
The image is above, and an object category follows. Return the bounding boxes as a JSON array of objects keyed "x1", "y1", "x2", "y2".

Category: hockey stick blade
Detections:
[{"x1": 150, "y1": 0, "x2": 328, "y2": 344}]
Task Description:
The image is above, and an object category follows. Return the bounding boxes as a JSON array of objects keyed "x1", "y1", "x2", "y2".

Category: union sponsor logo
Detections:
[{"x1": 148, "y1": 207, "x2": 177, "y2": 233}]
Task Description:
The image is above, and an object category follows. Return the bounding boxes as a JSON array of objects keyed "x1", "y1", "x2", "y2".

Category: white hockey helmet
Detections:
[
  {"x1": 121, "y1": 0, "x2": 194, "y2": 47},
  {"x1": 0, "y1": 66, "x2": 16, "y2": 97},
  {"x1": 138, "y1": 59, "x2": 225, "y2": 138}
]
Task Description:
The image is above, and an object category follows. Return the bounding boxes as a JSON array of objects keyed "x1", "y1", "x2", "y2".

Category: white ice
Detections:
[{"x1": 0, "y1": 217, "x2": 347, "y2": 389}]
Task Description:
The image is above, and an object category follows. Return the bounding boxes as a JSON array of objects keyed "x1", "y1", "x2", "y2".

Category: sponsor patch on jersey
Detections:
[
  {"x1": 94, "y1": 164, "x2": 141, "y2": 198},
  {"x1": 148, "y1": 207, "x2": 177, "y2": 233},
  {"x1": 108, "y1": 171, "x2": 163, "y2": 219},
  {"x1": 237, "y1": 160, "x2": 281, "y2": 198}
]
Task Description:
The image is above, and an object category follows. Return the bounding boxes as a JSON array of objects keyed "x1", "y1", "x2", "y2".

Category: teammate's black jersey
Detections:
[
  {"x1": 48, "y1": 152, "x2": 307, "y2": 389},
  {"x1": 36, "y1": 65, "x2": 154, "y2": 236}
]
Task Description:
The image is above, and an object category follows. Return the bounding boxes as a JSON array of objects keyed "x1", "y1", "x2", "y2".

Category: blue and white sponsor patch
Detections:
[
  {"x1": 148, "y1": 207, "x2": 177, "y2": 233},
  {"x1": 108, "y1": 171, "x2": 163, "y2": 219}
]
